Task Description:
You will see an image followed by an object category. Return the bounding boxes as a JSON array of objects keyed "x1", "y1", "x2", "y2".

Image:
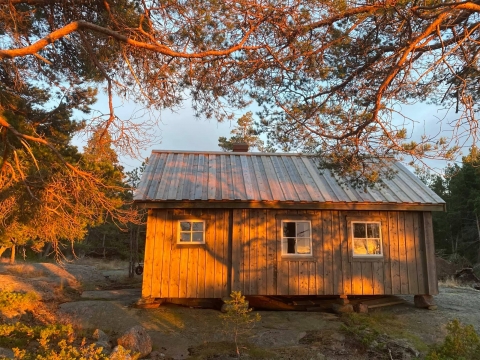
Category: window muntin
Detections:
[
  {"x1": 352, "y1": 221, "x2": 382, "y2": 256},
  {"x1": 178, "y1": 221, "x2": 205, "y2": 244},
  {"x1": 281, "y1": 221, "x2": 312, "y2": 255}
]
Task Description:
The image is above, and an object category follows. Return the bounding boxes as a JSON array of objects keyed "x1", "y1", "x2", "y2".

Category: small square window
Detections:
[
  {"x1": 178, "y1": 220, "x2": 205, "y2": 244},
  {"x1": 351, "y1": 221, "x2": 382, "y2": 257},
  {"x1": 281, "y1": 221, "x2": 312, "y2": 256}
]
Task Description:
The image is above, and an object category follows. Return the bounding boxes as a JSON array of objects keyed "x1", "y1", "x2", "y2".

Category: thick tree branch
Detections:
[{"x1": 0, "y1": 20, "x2": 261, "y2": 60}]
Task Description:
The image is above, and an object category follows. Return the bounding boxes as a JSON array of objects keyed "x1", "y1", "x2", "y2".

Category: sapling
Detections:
[{"x1": 220, "y1": 291, "x2": 261, "y2": 358}]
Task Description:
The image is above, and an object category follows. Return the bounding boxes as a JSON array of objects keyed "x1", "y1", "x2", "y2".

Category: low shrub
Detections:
[
  {"x1": 426, "y1": 319, "x2": 480, "y2": 360},
  {"x1": 0, "y1": 291, "x2": 37, "y2": 316}
]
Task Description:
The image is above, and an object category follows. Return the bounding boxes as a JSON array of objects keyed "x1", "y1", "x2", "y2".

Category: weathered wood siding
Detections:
[
  {"x1": 142, "y1": 208, "x2": 438, "y2": 299},
  {"x1": 142, "y1": 209, "x2": 230, "y2": 299},
  {"x1": 231, "y1": 209, "x2": 437, "y2": 296}
]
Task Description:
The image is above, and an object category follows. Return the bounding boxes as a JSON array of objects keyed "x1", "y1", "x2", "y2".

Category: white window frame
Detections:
[
  {"x1": 351, "y1": 221, "x2": 383, "y2": 258},
  {"x1": 177, "y1": 220, "x2": 205, "y2": 244},
  {"x1": 281, "y1": 220, "x2": 312, "y2": 256}
]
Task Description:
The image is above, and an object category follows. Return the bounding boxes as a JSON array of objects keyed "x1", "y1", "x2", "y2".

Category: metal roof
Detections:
[{"x1": 134, "y1": 151, "x2": 445, "y2": 209}]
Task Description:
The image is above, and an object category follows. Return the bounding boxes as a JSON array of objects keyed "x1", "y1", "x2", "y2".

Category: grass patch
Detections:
[
  {"x1": 3, "y1": 264, "x2": 46, "y2": 278},
  {"x1": 341, "y1": 311, "x2": 429, "y2": 354},
  {"x1": 188, "y1": 341, "x2": 275, "y2": 360},
  {"x1": 74, "y1": 258, "x2": 129, "y2": 271},
  {"x1": 438, "y1": 277, "x2": 473, "y2": 289}
]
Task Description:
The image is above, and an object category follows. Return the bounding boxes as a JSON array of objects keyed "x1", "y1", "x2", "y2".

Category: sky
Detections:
[{"x1": 73, "y1": 93, "x2": 473, "y2": 173}]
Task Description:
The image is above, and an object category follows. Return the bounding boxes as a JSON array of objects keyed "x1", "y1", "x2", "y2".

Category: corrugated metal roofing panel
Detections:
[{"x1": 133, "y1": 151, "x2": 445, "y2": 207}]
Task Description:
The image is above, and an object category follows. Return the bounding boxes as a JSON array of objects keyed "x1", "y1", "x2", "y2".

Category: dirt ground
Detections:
[{"x1": 1, "y1": 260, "x2": 480, "y2": 359}]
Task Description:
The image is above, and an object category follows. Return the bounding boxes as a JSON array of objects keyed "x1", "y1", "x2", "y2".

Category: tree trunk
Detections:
[
  {"x1": 10, "y1": 245, "x2": 15, "y2": 264},
  {"x1": 476, "y1": 214, "x2": 480, "y2": 264},
  {"x1": 0, "y1": 246, "x2": 7, "y2": 258},
  {"x1": 42, "y1": 243, "x2": 52, "y2": 260}
]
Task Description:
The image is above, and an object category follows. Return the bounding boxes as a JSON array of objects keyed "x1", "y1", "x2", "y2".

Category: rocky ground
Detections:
[{"x1": 1, "y1": 260, "x2": 480, "y2": 359}]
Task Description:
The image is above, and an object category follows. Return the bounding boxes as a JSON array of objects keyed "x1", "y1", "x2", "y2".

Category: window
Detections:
[
  {"x1": 351, "y1": 221, "x2": 382, "y2": 257},
  {"x1": 178, "y1": 220, "x2": 205, "y2": 244},
  {"x1": 281, "y1": 220, "x2": 312, "y2": 256}
]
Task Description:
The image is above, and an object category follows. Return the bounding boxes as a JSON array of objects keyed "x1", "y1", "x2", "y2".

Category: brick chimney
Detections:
[{"x1": 232, "y1": 143, "x2": 249, "y2": 152}]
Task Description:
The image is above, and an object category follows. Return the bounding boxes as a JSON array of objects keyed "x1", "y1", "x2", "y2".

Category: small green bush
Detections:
[
  {"x1": 427, "y1": 319, "x2": 480, "y2": 360},
  {"x1": 0, "y1": 291, "x2": 37, "y2": 314},
  {"x1": 0, "y1": 322, "x2": 110, "y2": 360}
]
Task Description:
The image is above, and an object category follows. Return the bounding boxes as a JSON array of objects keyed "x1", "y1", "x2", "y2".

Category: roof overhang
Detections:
[{"x1": 134, "y1": 200, "x2": 446, "y2": 212}]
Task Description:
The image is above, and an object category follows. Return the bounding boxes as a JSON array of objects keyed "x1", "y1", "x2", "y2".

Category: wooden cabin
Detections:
[{"x1": 134, "y1": 150, "x2": 445, "y2": 302}]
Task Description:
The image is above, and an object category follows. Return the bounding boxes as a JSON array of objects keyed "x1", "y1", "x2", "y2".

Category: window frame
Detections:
[
  {"x1": 280, "y1": 219, "x2": 313, "y2": 257},
  {"x1": 347, "y1": 216, "x2": 384, "y2": 260},
  {"x1": 177, "y1": 219, "x2": 206, "y2": 245}
]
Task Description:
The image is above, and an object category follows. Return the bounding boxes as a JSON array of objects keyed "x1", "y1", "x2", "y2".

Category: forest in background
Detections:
[{"x1": 421, "y1": 148, "x2": 480, "y2": 270}]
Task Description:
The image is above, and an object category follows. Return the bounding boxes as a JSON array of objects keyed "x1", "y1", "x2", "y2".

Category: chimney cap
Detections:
[{"x1": 232, "y1": 143, "x2": 249, "y2": 152}]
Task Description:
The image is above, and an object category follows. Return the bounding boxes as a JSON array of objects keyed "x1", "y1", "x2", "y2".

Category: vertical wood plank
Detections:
[
  {"x1": 169, "y1": 218, "x2": 181, "y2": 298},
  {"x1": 423, "y1": 212, "x2": 439, "y2": 295},
  {"x1": 389, "y1": 212, "x2": 401, "y2": 294},
  {"x1": 404, "y1": 212, "x2": 419, "y2": 294},
  {"x1": 160, "y1": 211, "x2": 172, "y2": 298},
  {"x1": 379, "y1": 211, "x2": 392, "y2": 295},
  {"x1": 276, "y1": 211, "x2": 289, "y2": 295},
  {"x1": 372, "y1": 261, "x2": 384, "y2": 295},
  {"x1": 361, "y1": 263, "x2": 374, "y2": 295},
  {"x1": 142, "y1": 209, "x2": 156, "y2": 298},
  {"x1": 249, "y1": 210, "x2": 258, "y2": 295},
  {"x1": 289, "y1": 261, "x2": 299, "y2": 295},
  {"x1": 243, "y1": 210, "x2": 250, "y2": 295},
  {"x1": 223, "y1": 210, "x2": 229, "y2": 297},
  {"x1": 323, "y1": 211, "x2": 334, "y2": 295},
  {"x1": 368, "y1": 211, "x2": 385, "y2": 295},
  {"x1": 308, "y1": 262, "x2": 316, "y2": 295},
  {"x1": 214, "y1": 211, "x2": 225, "y2": 297},
  {"x1": 179, "y1": 245, "x2": 189, "y2": 298},
  {"x1": 414, "y1": 212, "x2": 427, "y2": 294},
  {"x1": 266, "y1": 211, "x2": 277, "y2": 295},
  {"x1": 258, "y1": 209, "x2": 267, "y2": 295},
  {"x1": 232, "y1": 209, "x2": 243, "y2": 292},
  {"x1": 313, "y1": 211, "x2": 324, "y2": 295},
  {"x1": 352, "y1": 261, "x2": 363, "y2": 294},
  {"x1": 340, "y1": 211, "x2": 351, "y2": 294},
  {"x1": 299, "y1": 261, "x2": 309, "y2": 295},
  {"x1": 332, "y1": 211, "x2": 342, "y2": 295},
  {"x1": 205, "y1": 212, "x2": 215, "y2": 297},
  {"x1": 187, "y1": 247, "x2": 198, "y2": 298},
  {"x1": 398, "y1": 212, "x2": 409, "y2": 294},
  {"x1": 153, "y1": 211, "x2": 165, "y2": 298},
  {"x1": 197, "y1": 236, "x2": 206, "y2": 298}
]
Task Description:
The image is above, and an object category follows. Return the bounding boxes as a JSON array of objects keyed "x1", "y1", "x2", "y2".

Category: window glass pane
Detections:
[
  {"x1": 296, "y1": 238, "x2": 311, "y2": 254},
  {"x1": 180, "y1": 232, "x2": 191, "y2": 242},
  {"x1": 287, "y1": 238, "x2": 296, "y2": 254},
  {"x1": 192, "y1": 232, "x2": 203, "y2": 242},
  {"x1": 180, "y1": 222, "x2": 191, "y2": 231},
  {"x1": 283, "y1": 222, "x2": 296, "y2": 237},
  {"x1": 192, "y1": 222, "x2": 204, "y2": 231},
  {"x1": 367, "y1": 239, "x2": 381, "y2": 254},
  {"x1": 353, "y1": 238, "x2": 368, "y2": 255},
  {"x1": 296, "y1": 222, "x2": 310, "y2": 237},
  {"x1": 353, "y1": 223, "x2": 366, "y2": 238},
  {"x1": 367, "y1": 223, "x2": 380, "y2": 238}
]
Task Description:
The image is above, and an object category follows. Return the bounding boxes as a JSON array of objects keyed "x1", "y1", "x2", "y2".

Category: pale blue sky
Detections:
[{"x1": 73, "y1": 93, "x2": 471, "y2": 173}]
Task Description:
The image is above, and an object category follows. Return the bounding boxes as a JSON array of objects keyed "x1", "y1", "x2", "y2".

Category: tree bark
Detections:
[
  {"x1": 10, "y1": 245, "x2": 15, "y2": 264},
  {"x1": 0, "y1": 246, "x2": 7, "y2": 258}
]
